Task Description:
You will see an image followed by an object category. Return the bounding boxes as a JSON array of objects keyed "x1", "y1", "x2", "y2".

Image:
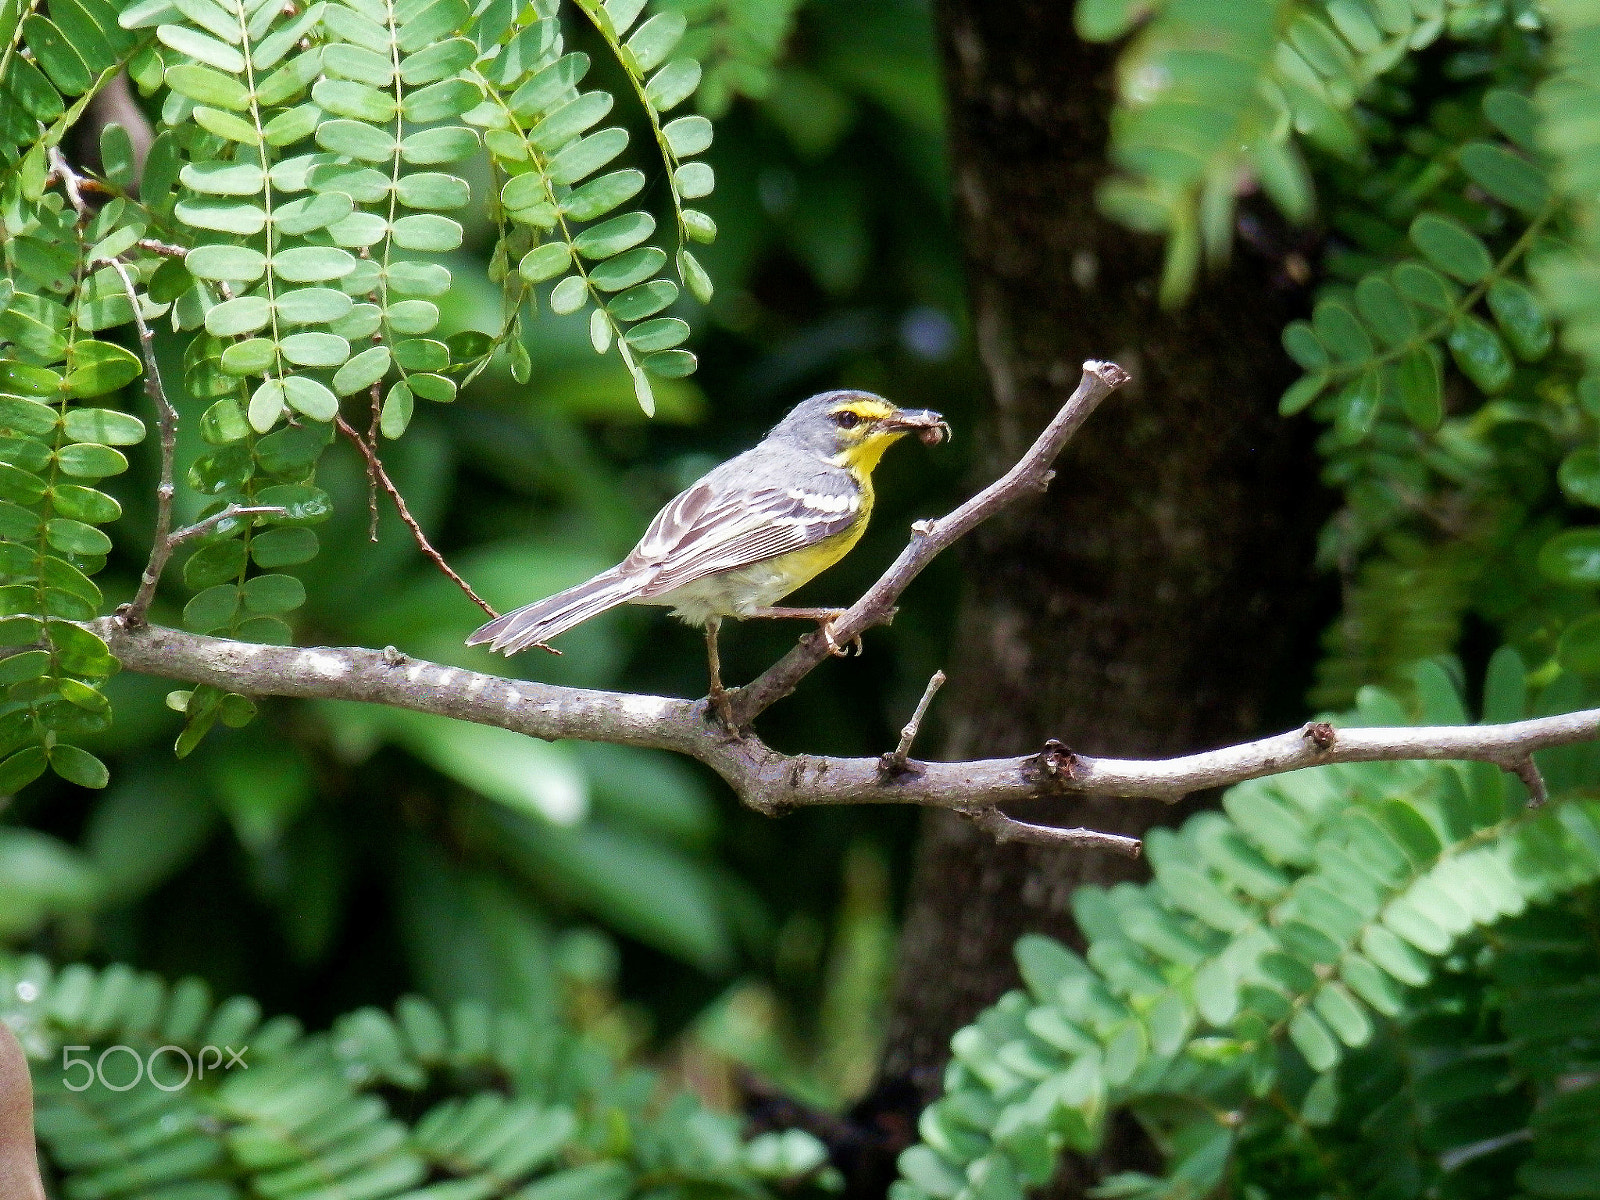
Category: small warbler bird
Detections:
[{"x1": 467, "y1": 391, "x2": 947, "y2": 708}]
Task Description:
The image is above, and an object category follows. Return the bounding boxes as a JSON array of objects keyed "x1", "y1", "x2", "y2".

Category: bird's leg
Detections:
[
  {"x1": 704, "y1": 616, "x2": 738, "y2": 731},
  {"x1": 744, "y1": 606, "x2": 860, "y2": 657}
]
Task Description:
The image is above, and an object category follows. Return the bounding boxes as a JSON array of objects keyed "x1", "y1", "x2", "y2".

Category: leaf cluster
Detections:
[
  {"x1": 890, "y1": 653, "x2": 1600, "y2": 1200},
  {"x1": 1, "y1": 953, "x2": 832, "y2": 1200}
]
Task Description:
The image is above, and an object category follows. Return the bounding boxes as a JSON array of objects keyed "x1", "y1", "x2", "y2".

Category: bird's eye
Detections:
[{"x1": 833, "y1": 410, "x2": 861, "y2": 430}]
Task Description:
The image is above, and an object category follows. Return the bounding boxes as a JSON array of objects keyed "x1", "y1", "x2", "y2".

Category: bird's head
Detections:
[{"x1": 776, "y1": 390, "x2": 949, "y2": 475}]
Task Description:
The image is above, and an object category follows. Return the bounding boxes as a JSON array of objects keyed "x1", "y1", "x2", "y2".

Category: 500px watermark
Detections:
[{"x1": 61, "y1": 1044, "x2": 248, "y2": 1092}]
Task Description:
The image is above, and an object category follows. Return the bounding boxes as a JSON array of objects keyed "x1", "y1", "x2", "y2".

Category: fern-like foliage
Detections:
[
  {"x1": 1080, "y1": 0, "x2": 1537, "y2": 304},
  {"x1": 2, "y1": 955, "x2": 830, "y2": 1199},
  {"x1": 888, "y1": 651, "x2": 1600, "y2": 1200},
  {"x1": 0, "y1": 0, "x2": 725, "y2": 787}
]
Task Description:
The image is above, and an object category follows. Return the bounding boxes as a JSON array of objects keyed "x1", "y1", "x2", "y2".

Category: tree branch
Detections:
[
  {"x1": 729, "y1": 360, "x2": 1130, "y2": 724},
  {"x1": 56, "y1": 619, "x2": 1600, "y2": 853},
  {"x1": 334, "y1": 416, "x2": 498, "y2": 619}
]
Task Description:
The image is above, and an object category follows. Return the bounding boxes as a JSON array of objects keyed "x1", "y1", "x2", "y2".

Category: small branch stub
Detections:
[{"x1": 880, "y1": 670, "x2": 946, "y2": 777}]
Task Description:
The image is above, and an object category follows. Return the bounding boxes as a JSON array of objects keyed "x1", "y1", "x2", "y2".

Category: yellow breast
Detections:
[{"x1": 769, "y1": 477, "x2": 874, "y2": 594}]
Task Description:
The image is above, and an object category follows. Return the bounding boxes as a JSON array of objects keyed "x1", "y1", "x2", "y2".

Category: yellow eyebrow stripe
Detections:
[{"x1": 832, "y1": 398, "x2": 897, "y2": 421}]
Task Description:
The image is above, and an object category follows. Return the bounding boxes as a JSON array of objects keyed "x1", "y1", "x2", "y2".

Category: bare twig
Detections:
[
  {"x1": 730, "y1": 361, "x2": 1130, "y2": 725},
  {"x1": 29, "y1": 619, "x2": 1598, "y2": 857},
  {"x1": 46, "y1": 146, "x2": 89, "y2": 221},
  {"x1": 364, "y1": 382, "x2": 381, "y2": 541},
  {"x1": 1513, "y1": 757, "x2": 1549, "y2": 807},
  {"x1": 334, "y1": 416, "x2": 498, "y2": 618},
  {"x1": 136, "y1": 238, "x2": 187, "y2": 258},
  {"x1": 880, "y1": 670, "x2": 945, "y2": 776},
  {"x1": 98, "y1": 255, "x2": 178, "y2": 629},
  {"x1": 170, "y1": 504, "x2": 291, "y2": 545},
  {"x1": 966, "y1": 808, "x2": 1142, "y2": 857}
]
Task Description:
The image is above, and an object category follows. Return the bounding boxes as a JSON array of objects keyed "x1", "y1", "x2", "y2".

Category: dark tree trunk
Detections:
[{"x1": 867, "y1": 0, "x2": 1329, "y2": 1192}]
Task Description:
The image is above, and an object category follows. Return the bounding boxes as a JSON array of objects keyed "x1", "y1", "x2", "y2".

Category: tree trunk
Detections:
[{"x1": 869, "y1": 0, "x2": 1328, "y2": 1190}]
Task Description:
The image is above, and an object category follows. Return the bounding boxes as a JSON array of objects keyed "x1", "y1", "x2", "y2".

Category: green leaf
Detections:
[
  {"x1": 1395, "y1": 346, "x2": 1442, "y2": 429},
  {"x1": 389, "y1": 301, "x2": 438, "y2": 334},
  {"x1": 184, "y1": 538, "x2": 248, "y2": 589},
  {"x1": 25, "y1": 15, "x2": 94, "y2": 92},
  {"x1": 249, "y1": 380, "x2": 286, "y2": 432},
  {"x1": 1486, "y1": 278, "x2": 1551, "y2": 361},
  {"x1": 520, "y1": 242, "x2": 572, "y2": 283},
  {"x1": 392, "y1": 339, "x2": 448, "y2": 372},
  {"x1": 0, "y1": 651, "x2": 52, "y2": 686},
  {"x1": 573, "y1": 212, "x2": 655, "y2": 259},
  {"x1": 1288, "y1": 1007, "x2": 1340, "y2": 1071},
  {"x1": 1483, "y1": 88, "x2": 1539, "y2": 154},
  {"x1": 206, "y1": 295, "x2": 273, "y2": 337},
  {"x1": 65, "y1": 340, "x2": 143, "y2": 396},
  {"x1": 675, "y1": 161, "x2": 713, "y2": 199},
  {"x1": 165, "y1": 62, "x2": 250, "y2": 109},
  {"x1": 1392, "y1": 260, "x2": 1460, "y2": 312},
  {"x1": 1447, "y1": 315, "x2": 1513, "y2": 394},
  {"x1": 221, "y1": 338, "x2": 278, "y2": 375},
  {"x1": 662, "y1": 114, "x2": 712, "y2": 157},
  {"x1": 682, "y1": 209, "x2": 715, "y2": 243},
  {"x1": 283, "y1": 377, "x2": 339, "y2": 420},
  {"x1": 1557, "y1": 613, "x2": 1600, "y2": 674},
  {"x1": 255, "y1": 484, "x2": 333, "y2": 525},
  {"x1": 399, "y1": 37, "x2": 477, "y2": 85},
  {"x1": 1354, "y1": 276, "x2": 1416, "y2": 347},
  {"x1": 332, "y1": 346, "x2": 392, "y2": 395},
  {"x1": 1458, "y1": 142, "x2": 1549, "y2": 215},
  {"x1": 626, "y1": 12, "x2": 685, "y2": 73},
  {"x1": 391, "y1": 215, "x2": 463, "y2": 252},
  {"x1": 1311, "y1": 299, "x2": 1373, "y2": 362},
  {"x1": 176, "y1": 198, "x2": 267, "y2": 235},
  {"x1": 548, "y1": 127, "x2": 628, "y2": 185},
  {"x1": 272, "y1": 247, "x2": 357, "y2": 283},
  {"x1": 1278, "y1": 374, "x2": 1328, "y2": 417},
  {"x1": 380, "y1": 382, "x2": 413, "y2": 437},
  {"x1": 276, "y1": 287, "x2": 355, "y2": 325},
  {"x1": 250, "y1": 527, "x2": 318, "y2": 568},
  {"x1": 551, "y1": 276, "x2": 588, "y2": 315},
  {"x1": 1539, "y1": 528, "x2": 1600, "y2": 586},
  {"x1": 194, "y1": 105, "x2": 261, "y2": 145},
  {"x1": 678, "y1": 250, "x2": 713, "y2": 304},
  {"x1": 62, "y1": 409, "x2": 145, "y2": 446},
  {"x1": 56, "y1": 443, "x2": 128, "y2": 478},
  {"x1": 180, "y1": 161, "x2": 267, "y2": 198},
  {"x1": 563, "y1": 169, "x2": 646, "y2": 221},
  {"x1": 187, "y1": 244, "x2": 268, "y2": 283},
  {"x1": 530, "y1": 91, "x2": 614, "y2": 153},
  {"x1": 184, "y1": 583, "x2": 240, "y2": 631},
  {"x1": 0, "y1": 746, "x2": 48, "y2": 793},
  {"x1": 395, "y1": 172, "x2": 470, "y2": 211},
  {"x1": 644, "y1": 349, "x2": 695, "y2": 378},
  {"x1": 509, "y1": 50, "x2": 590, "y2": 118},
  {"x1": 45, "y1": 519, "x2": 112, "y2": 556},
  {"x1": 312, "y1": 78, "x2": 396, "y2": 122},
  {"x1": 100, "y1": 124, "x2": 137, "y2": 188},
  {"x1": 609, "y1": 278, "x2": 677, "y2": 321},
  {"x1": 646, "y1": 58, "x2": 700, "y2": 111},
  {"x1": 49, "y1": 744, "x2": 108, "y2": 789},
  {"x1": 1408, "y1": 213, "x2": 1493, "y2": 284},
  {"x1": 241, "y1": 573, "x2": 306, "y2": 614},
  {"x1": 399, "y1": 126, "x2": 480, "y2": 165},
  {"x1": 1560, "y1": 450, "x2": 1600, "y2": 508},
  {"x1": 280, "y1": 333, "x2": 351, "y2": 368},
  {"x1": 624, "y1": 317, "x2": 689, "y2": 352}
]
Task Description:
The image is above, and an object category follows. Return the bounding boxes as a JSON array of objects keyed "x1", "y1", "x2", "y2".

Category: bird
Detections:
[{"x1": 467, "y1": 390, "x2": 948, "y2": 720}]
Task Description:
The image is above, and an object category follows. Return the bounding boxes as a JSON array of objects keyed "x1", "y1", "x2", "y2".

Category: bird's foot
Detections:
[
  {"x1": 819, "y1": 618, "x2": 862, "y2": 657},
  {"x1": 707, "y1": 682, "x2": 743, "y2": 737}
]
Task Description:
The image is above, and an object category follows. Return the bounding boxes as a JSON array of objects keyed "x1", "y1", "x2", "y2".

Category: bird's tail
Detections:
[{"x1": 466, "y1": 568, "x2": 645, "y2": 654}]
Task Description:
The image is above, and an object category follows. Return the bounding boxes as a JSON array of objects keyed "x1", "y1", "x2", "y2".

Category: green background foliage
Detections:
[{"x1": 7, "y1": 0, "x2": 1600, "y2": 1197}]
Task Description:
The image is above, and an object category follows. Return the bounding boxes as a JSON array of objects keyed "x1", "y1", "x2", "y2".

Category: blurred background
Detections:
[{"x1": 3, "y1": 0, "x2": 980, "y2": 1116}]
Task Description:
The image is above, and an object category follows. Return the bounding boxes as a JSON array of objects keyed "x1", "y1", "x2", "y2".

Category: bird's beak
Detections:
[{"x1": 882, "y1": 408, "x2": 950, "y2": 445}]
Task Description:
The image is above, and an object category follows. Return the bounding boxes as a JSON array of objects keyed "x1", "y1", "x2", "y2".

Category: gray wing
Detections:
[{"x1": 622, "y1": 457, "x2": 862, "y2": 598}]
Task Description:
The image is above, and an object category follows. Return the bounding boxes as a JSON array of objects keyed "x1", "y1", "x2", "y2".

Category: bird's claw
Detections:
[
  {"x1": 819, "y1": 620, "x2": 862, "y2": 657},
  {"x1": 707, "y1": 683, "x2": 742, "y2": 737}
]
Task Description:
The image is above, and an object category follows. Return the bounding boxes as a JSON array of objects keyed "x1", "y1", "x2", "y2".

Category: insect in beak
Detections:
[{"x1": 882, "y1": 408, "x2": 951, "y2": 445}]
